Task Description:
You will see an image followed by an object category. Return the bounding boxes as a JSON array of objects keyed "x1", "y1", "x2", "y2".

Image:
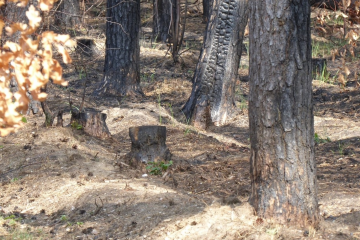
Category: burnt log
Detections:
[
  {"x1": 71, "y1": 111, "x2": 111, "y2": 139},
  {"x1": 128, "y1": 126, "x2": 171, "y2": 164}
]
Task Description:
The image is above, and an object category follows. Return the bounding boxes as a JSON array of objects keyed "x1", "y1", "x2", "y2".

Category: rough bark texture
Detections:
[
  {"x1": 249, "y1": 0, "x2": 319, "y2": 227},
  {"x1": 93, "y1": 0, "x2": 142, "y2": 97},
  {"x1": 153, "y1": 0, "x2": 171, "y2": 42},
  {"x1": 55, "y1": 0, "x2": 81, "y2": 28},
  {"x1": 128, "y1": 126, "x2": 171, "y2": 164},
  {"x1": 182, "y1": 0, "x2": 249, "y2": 129},
  {"x1": 71, "y1": 111, "x2": 111, "y2": 139}
]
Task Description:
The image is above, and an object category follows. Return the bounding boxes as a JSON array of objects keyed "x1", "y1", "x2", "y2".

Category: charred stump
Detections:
[
  {"x1": 128, "y1": 126, "x2": 171, "y2": 165},
  {"x1": 71, "y1": 111, "x2": 111, "y2": 139},
  {"x1": 312, "y1": 58, "x2": 327, "y2": 79}
]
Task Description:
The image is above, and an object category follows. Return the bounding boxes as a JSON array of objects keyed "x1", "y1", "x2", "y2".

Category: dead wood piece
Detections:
[
  {"x1": 128, "y1": 126, "x2": 171, "y2": 165},
  {"x1": 312, "y1": 58, "x2": 327, "y2": 78},
  {"x1": 56, "y1": 110, "x2": 64, "y2": 127},
  {"x1": 71, "y1": 110, "x2": 111, "y2": 139}
]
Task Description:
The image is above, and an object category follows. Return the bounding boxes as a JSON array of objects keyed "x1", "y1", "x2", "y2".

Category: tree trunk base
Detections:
[
  {"x1": 127, "y1": 126, "x2": 171, "y2": 165},
  {"x1": 71, "y1": 111, "x2": 111, "y2": 139}
]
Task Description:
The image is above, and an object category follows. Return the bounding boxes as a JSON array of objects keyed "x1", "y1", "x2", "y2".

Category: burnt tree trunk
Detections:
[
  {"x1": 202, "y1": 0, "x2": 213, "y2": 23},
  {"x1": 55, "y1": 0, "x2": 81, "y2": 28},
  {"x1": 249, "y1": 0, "x2": 319, "y2": 227},
  {"x1": 153, "y1": 0, "x2": 171, "y2": 42},
  {"x1": 93, "y1": 0, "x2": 142, "y2": 97},
  {"x1": 182, "y1": 0, "x2": 249, "y2": 129},
  {"x1": 170, "y1": 0, "x2": 181, "y2": 62}
]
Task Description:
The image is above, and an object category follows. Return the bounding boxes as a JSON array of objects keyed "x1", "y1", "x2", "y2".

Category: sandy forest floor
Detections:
[{"x1": 1, "y1": 3, "x2": 360, "y2": 240}]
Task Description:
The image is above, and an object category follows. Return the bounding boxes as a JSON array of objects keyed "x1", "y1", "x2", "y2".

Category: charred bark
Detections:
[
  {"x1": 182, "y1": 0, "x2": 249, "y2": 129},
  {"x1": 249, "y1": 0, "x2": 319, "y2": 227},
  {"x1": 55, "y1": 0, "x2": 81, "y2": 28},
  {"x1": 202, "y1": 0, "x2": 213, "y2": 23},
  {"x1": 153, "y1": 0, "x2": 171, "y2": 42},
  {"x1": 93, "y1": 0, "x2": 142, "y2": 97}
]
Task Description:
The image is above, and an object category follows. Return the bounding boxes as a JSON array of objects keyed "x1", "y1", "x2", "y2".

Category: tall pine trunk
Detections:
[
  {"x1": 153, "y1": 0, "x2": 171, "y2": 42},
  {"x1": 182, "y1": 0, "x2": 249, "y2": 129},
  {"x1": 202, "y1": 0, "x2": 213, "y2": 23},
  {"x1": 93, "y1": 0, "x2": 142, "y2": 97},
  {"x1": 249, "y1": 0, "x2": 319, "y2": 227}
]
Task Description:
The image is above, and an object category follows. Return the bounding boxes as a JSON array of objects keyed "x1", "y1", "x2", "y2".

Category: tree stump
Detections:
[
  {"x1": 128, "y1": 126, "x2": 171, "y2": 164},
  {"x1": 71, "y1": 111, "x2": 111, "y2": 139},
  {"x1": 312, "y1": 58, "x2": 327, "y2": 78}
]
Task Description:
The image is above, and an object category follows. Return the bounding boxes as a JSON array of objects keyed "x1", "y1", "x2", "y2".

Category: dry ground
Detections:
[{"x1": 0, "y1": 4, "x2": 360, "y2": 240}]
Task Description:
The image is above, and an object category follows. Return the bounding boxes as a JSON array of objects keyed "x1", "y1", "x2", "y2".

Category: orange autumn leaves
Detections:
[{"x1": 0, "y1": 0, "x2": 75, "y2": 136}]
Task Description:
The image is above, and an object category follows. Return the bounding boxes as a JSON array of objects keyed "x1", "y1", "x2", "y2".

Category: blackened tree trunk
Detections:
[
  {"x1": 153, "y1": 0, "x2": 171, "y2": 42},
  {"x1": 248, "y1": 0, "x2": 319, "y2": 227},
  {"x1": 182, "y1": 0, "x2": 249, "y2": 129},
  {"x1": 55, "y1": 0, "x2": 81, "y2": 28},
  {"x1": 202, "y1": 0, "x2": 213, "y2": 23},
  {"x1": 93, "y1": 0, "x2": 142, "y2": 97}
]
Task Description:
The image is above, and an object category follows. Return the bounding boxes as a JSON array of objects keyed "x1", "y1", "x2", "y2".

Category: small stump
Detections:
[
  {"x1": 128, "y1": 126, "x2": 171, "y2": 164},
  {"x1": 312, "y1": 58, "x2": 327, "y2": 78},
  {"x1": 71, "y1": 111, "x2": 111, "y2": 139}
]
